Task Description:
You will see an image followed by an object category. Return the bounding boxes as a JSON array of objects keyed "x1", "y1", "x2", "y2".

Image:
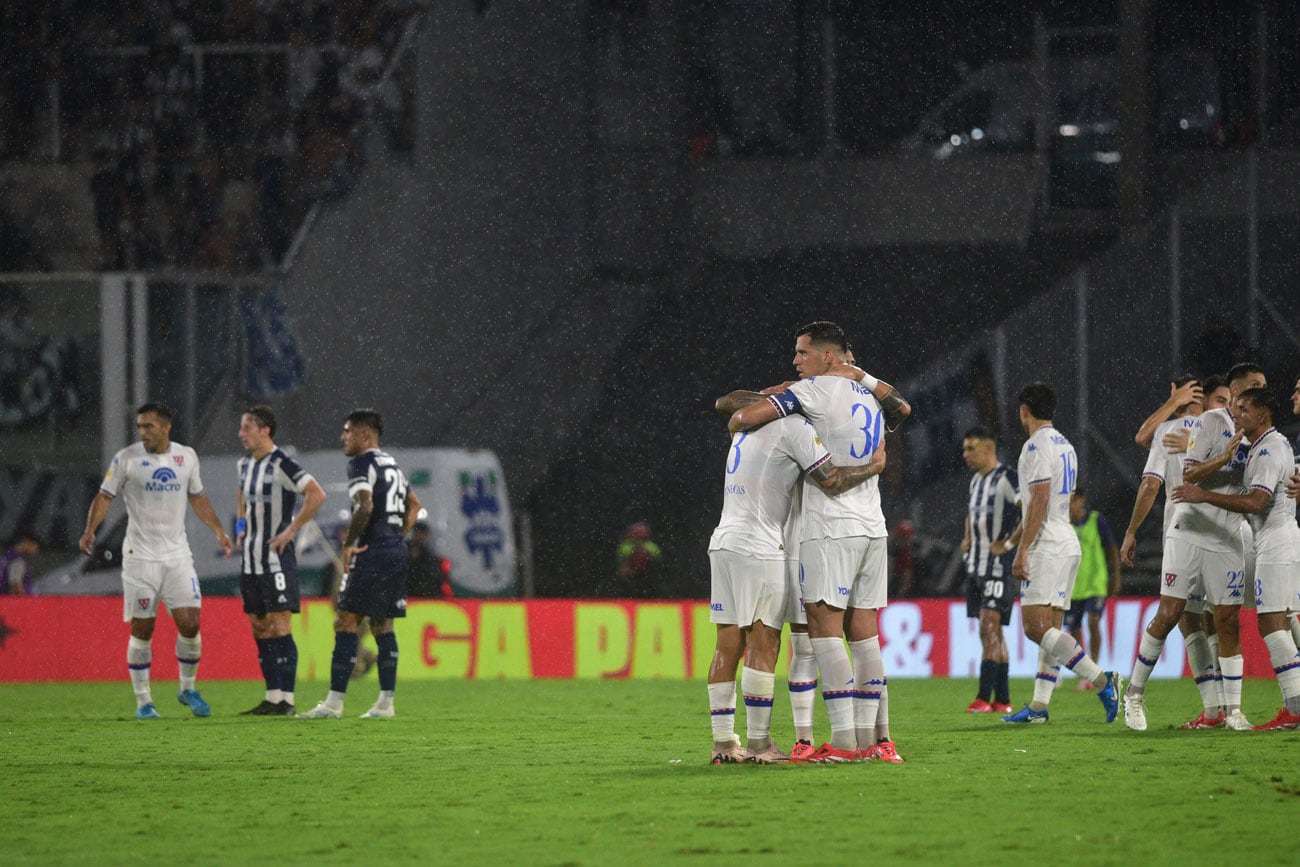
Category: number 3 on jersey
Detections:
[{"x1": 726, "y1": 432, "x2": 748, "y2": 474}]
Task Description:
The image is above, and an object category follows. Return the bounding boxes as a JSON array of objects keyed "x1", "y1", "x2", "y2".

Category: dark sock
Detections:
[
  {"x1": 978, "y1": 659, "x2": 995, "y2": 701},
  {"x1": 996, "y1": 662, "x2": 1011, "y2": 704},
  {"x1": 375, "y1": 632, "x2": 398, "y2": 692},
  {"x1": 330, "y1": 632, "x2": 359, "y2": 694},
  {"x1": 256, "y1": 637, "x2": 279, "y2": 691},
  {"x1": 278, "y1": 634, "x2": 298, "y2": 695}
]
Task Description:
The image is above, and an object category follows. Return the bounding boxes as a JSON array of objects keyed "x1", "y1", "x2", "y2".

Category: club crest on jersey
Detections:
[
  {"x1": 1165, "y1": 573, "x2": 1177, "y2": 587},
  {"x1": 174, "y1": 455, "x2": 185, "y2": 467},
  {"x1": 138, "y1": 597, "x2": 152, "y2": 610}
]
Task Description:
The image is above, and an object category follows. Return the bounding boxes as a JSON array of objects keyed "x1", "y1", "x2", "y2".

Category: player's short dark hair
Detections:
[
  {"x1": 1226, "y1": 362, "x2": 1265, "y2": 385},
  {"x1": 244, "y1": 404, "x2": 277, "y2": 437},
  {"x1": 135, "y1": 402, "x2": 172, "y2": 421},
  {"x1": 346, "y1": 408, "x2": 384, "y2": 437},
  {"x1": 963, "y1": 426, "x2": 995, "y2": 442},
  {"x1": 796, "y1": 321, "x2": 848, "y2": 353},
  {"x1": 1071, "y1": 487, "x2": 1087, "y2": 500},
  {"x1": 1202, "y1": 374, "x2": 1228, "y2": 394},
  {"x1": 1017, "y1": 382, "x2": 1056, "y2": 420},
  {"x1": 1172, "y1": 373, "x2": 1198, "y2": 389},
  {"x1": 1237, "y1": 386, "x2": 1278, "y2": 418}
]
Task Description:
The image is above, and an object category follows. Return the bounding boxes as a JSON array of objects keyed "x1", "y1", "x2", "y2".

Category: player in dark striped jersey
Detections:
[
  {"x1": 235, "y1": 405, "x2": 326, "y2": 716},
  {"x1": 300, "y1": 409, "x2": 422, "y2": 719},
  {"x1": 959, "y1": 427, "x2": 1019, "y2": 713}
]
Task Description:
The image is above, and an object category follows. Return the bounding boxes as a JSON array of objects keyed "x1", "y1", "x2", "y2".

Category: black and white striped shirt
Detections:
[
  {"x1": 965, "y1": 463, "x2": 1020, "y2": 579},
  {"x1": 238, "y1": 448, "x2": 314, "y2": 576}
]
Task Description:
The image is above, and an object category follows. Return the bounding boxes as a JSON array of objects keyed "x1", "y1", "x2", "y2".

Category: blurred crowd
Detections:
[{"x1": 0, "y1": 1, "x2": 423, "y2": 272}]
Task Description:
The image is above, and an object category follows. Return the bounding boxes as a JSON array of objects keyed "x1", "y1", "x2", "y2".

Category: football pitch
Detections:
[{"x1": 3, "y1": 677, "x2": 1295, "y2": 865}]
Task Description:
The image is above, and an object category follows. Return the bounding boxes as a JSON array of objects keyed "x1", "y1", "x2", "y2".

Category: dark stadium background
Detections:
[{"x1": 2, "y1": 0, "x2": 1298, "y2": 599}]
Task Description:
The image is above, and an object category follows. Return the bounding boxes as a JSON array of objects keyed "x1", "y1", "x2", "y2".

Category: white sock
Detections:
[
  {"x1": 708, "y1": 681, "x2": 737, "y2": 742},
  {"x1": 374, "y1": 689, "x2": 395, "y2": 709},
  {"x1": 848, "y1": 637, "x2": 883, "y2": 750},
  {"x1": 1128, "y1": 629, "x2": 1166, "y2": 695},
  {"x1": 282, "y1": 690, "x2": 295, "y2": 706},
  {"x1": 811, "y1": 636, "x2": 856, "y2": 749},
  {"x1": 1262, "y1": 630, "x2": 1300, "y2": 708},
  {"x1": 1042, "y1": 627, "x2": 1103, "y2": 685},
  {"x1": 1206, "y1": 632, "x2": 1225, "y2": 709},
  {"x1": 176, "y1": 634, "x2": 201, "y2": 692},
  {"x1": 1183, "y1": 630, "x2": 1219, "y2": 713},
  {"x1": 876, "y1": 677, "x2": 891, "y2": 743},
  {"x1": 1218, "y1": 654, "x2": 1244, "y2": 712},
  {"x1": 127, "y1": 636, "x2": 152, "y2": 707},
  {"x1": 1031, "y1": 646, "x2": 1058, "y2": 710},
  {"x1": 741, "y1": 666, "x2": 775, "y2": 744},
  {"x1": 787, "y1": 632, "x2": 818, "y2": 743},
  {"x1": 325, "y1": 689, "x2": 347, "y2": 711}
]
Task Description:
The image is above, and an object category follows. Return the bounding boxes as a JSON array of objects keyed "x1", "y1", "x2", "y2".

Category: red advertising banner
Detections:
[{"x1": 0, "y1": 596, "x2": 1275, "y2": 683}]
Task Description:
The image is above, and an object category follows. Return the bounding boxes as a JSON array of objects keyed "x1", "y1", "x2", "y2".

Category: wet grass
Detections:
[{"x1": 1, "y1": 677, "x2": 1295, "y2": 865}]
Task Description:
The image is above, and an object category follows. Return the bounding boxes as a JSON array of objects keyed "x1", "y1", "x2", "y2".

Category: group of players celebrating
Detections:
[
  {"x1": 960, "y1": 363, "x2": 1300, "y2": 733},
  {"x1": 80, "y1": 403, "x2": 419, "y2": 720},
  {"x1": 706, "y1": 321, "x2": 912, "y2": 764}
]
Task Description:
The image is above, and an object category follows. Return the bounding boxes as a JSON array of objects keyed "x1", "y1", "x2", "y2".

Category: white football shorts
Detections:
[
  {"x1": 800, "y1": 536, "x2": 888, "y2": 611},
  {"x1": 708, "y1": 550, "x2": 787, "y2": 628},
  {"x1": 1161, "y1": 539, "x2": 1245, "y2": 608},
  {"x1": 121, "y1": 555, "x2": 202, "y2": 622},
  {"x1": 1019, "y1": 548, "x2": 1080, "y2": 610}
]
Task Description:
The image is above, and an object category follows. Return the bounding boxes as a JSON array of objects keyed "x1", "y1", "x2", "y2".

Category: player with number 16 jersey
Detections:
[{"x1": 1017, "y1": 425, "x2": 1081, "y2": 562}]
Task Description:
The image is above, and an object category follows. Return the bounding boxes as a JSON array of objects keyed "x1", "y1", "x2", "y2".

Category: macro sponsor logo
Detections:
[{"x1": 145, "y1": 466, "x2": 182, "y2": 492}]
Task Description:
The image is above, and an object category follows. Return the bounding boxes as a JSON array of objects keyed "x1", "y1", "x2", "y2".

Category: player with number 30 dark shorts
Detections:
[
  {"x1": 966, "y1": 569, "x2": 1016, "y2": 627},
  {"x1": 338, "y1": 540, "x2": 409, "y2": 620}
]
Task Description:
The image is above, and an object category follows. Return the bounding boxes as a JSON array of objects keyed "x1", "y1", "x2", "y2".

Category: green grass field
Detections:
[{"x1": 3, "y1": 676, "x2": 1296, "y2": 865}]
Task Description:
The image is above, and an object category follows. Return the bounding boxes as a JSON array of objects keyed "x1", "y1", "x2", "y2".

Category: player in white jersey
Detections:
[
  {"x1": 1000, "y1": 382, "x2": 1122, "y2": 724},
  {"x1": 79, "y1": 403, "x2": 234, "y2": 719},
  {"x1": 706, "y1": 415, "x2": 885, "y2": 764},
  {"x1": 235, "y1": 405, "x2": 326, "y2": 716},
  {"x1": 1175, "y1": 387, "x2": 1300, "y2": 730},
  {"x1": 1122, "y1": 363, "x2": 1265, "y2": 731},
  {"x1": 1119, "y1": 377, "x2": 1228, "y2": 727},
  {"x1": 729, "y1": 321, "x2": 911, "y2": 762}
]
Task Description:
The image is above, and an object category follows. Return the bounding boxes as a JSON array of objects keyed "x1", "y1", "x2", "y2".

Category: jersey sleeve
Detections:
[
  {"x1": 785, "y1": 419, "x2": 832, "y2": 473},
  {"x1": 187, "y1": 450, "x2": 204, "y2": 496},
  {"x1": 276, "y1": 454, "x2": 314, "y2": 494},
  {"x1": 1245, "y1": 447, "x2": 1284, "y2": 495},
  {"x1": 100, "y1": 450, "x2": 126, "y2": 497},
  {"x1": 768, "y1": 377, "x2": 825, "y2": 419},
  {"x1": 998, "y1": 470, "x2": 1020, "y2": 507},
  {"x1": 1141, "y1": 433, "x2": 1167, "y2": 481},
  {"x1": 347, "y1": 456, "x2": 373, "y2": 498},
  {"x1": 1022, "y1": 437, "x2": 1053, "y2": 486}
]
